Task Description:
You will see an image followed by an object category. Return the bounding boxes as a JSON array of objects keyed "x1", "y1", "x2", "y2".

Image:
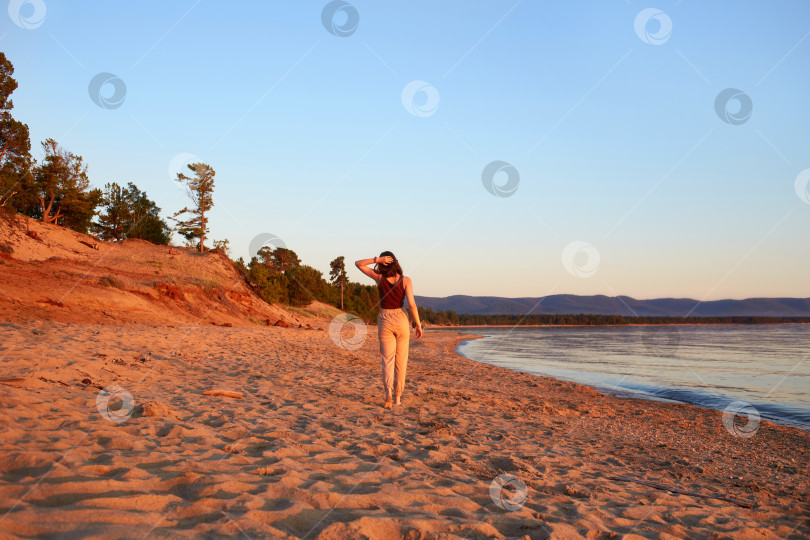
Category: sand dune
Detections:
[
  {"x1": 0, "y1": 322, "x2": 807, "y2": 539},
  {"x1": 0, "y1": 214, "x2": 302, "y2": 327}
]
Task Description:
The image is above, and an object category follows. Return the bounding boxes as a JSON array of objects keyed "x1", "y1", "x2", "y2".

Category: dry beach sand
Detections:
[
  {"x1": 0, "y1": 323, "x2": 808, "y2": 539},
  {"x1": 0, "y1": 215, "x2": 808, "y2": 538}
]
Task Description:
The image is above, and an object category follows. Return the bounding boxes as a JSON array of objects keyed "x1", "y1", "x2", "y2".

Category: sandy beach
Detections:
[
  {"x1": 3, "y1": 2, "x2": 809, "y2": 536},
  {"x1": 1, "y1": 321, "x2": 807, "y2": 539}
]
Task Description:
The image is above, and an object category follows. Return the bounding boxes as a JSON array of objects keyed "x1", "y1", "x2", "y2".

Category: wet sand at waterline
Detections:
[{"x1": 0, "y1": 323, "x2": 807, "y2": 539}]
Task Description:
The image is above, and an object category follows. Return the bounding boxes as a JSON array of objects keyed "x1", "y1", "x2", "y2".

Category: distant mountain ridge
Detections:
[{"x1": 413, "y1": 294, "x2": 810, "y2": 318}]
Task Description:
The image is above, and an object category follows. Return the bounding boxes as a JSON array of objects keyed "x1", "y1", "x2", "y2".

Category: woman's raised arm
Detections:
[{"x1": 354, "y1": 256, "x2": 389, "y2": 283}]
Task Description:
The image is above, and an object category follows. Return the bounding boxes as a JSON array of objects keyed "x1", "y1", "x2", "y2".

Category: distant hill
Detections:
[{"x1": 414, "y1": 294, "x2": 810, "y2": 318}]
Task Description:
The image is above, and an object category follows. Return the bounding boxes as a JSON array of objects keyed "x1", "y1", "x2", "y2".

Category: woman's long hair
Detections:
[{"x1": 374, "y1": 250, "x2": 403, "y2": 278}]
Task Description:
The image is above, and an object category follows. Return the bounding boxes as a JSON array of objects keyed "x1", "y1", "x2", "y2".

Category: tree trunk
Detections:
[
  {"x1": 40, "y1": 194, "x2": 56, "y2": 224},
  {"x1": 340, "y1": 282, "x2": 344, "y2": 310},
  {"x1": 0, "y1": 190, "x2": 15, "y2": 207},
  {"x1": 199, "y1": 208, "x2": 205, "y2": 252}
]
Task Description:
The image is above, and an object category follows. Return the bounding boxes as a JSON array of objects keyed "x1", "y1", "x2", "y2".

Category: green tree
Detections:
[
  {"x1": 0, "y1": 53, "x2": 32, "y2": 211},
  {"x1": 171, "y1": 162, "x2": 214, "y2": 252},
  {"x1": 329, "y1": 256, "x2": 349, "y2": 310},
  {"x1": 287, "y1": 265, "x2": 328, "y2": 306},
  {"x1": 95, "y1": 182, "x2": 128, "y2": 240},
  {"x1": 95, "y1": 182, "x2": 171, "y2": 244},
  {"x1": 125, "y1": 183, "x2": 171, "y2": 244},
  {"x1": 257, "y1": 246, "x2": 301, "y2": 274},
  {"x1": 244, "y1": 247, "x2": 335, "y2": 307},
  {"x1": 30, "y1": 139, "x2": 101, "y2": 232},
  {"x1": 247, "y1": 262, "x2": 289, "y2": 304}
]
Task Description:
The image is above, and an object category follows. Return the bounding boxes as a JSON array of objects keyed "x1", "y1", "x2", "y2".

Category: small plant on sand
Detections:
[
  {"x1": 98, "y1": 276, "x2": 125, "y2": 289},
  {"x1": 211, "y1": 238, "x2": 230, "y2": 256},
  {"x1": 202, "y1": 284, "x2": 221, "y2": 300}
]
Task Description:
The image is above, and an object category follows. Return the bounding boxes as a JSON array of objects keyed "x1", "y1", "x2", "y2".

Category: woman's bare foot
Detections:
[
  {"x1": 394, "y1": 395, "x2": 402, "y2": 406},
  {"x1": 383, "y1": 396, "x2": 393, "y2": 409}
]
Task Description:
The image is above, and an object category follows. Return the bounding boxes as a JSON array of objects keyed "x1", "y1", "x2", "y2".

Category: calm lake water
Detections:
[{"x1": 453, "y1": 325, "x2": 810, "y2": 430}]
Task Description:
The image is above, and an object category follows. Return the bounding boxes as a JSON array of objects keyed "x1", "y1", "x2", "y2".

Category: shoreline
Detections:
[
  {"x1": 442, "y1": 330, "x2": 810, "y2": 432},
  {"x1": 451, "y1": 332, "x2": 688, "y2": 404},
  {"x1": 428, "y1": 321, "x2": 810, "y2": 328},
  {"x1": 0, "y1": 322, "x2": 807, "y2": 538}
]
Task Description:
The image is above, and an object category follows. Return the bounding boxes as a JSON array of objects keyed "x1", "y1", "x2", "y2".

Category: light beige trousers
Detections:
[{"x1": 377, "y1": 308, "x2": 410, "y2": 397}]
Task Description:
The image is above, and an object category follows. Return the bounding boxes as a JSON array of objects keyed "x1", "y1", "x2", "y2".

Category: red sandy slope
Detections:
[{"x1": 0, "y1": 213, "x2": 317, "y2": 327}]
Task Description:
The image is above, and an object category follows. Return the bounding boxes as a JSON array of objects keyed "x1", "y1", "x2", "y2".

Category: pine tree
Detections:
[
  {"x1": 31, "y1": 139, "x2": 101, "y2": 232},
  {"x1": 125, "y1": 183, "x2": 171, "y2": 244},
  {"x1": 171, "y1": 163, "x2": 214, "y2": 252},
  {"x1": 0, "y1": 53, "x2": 32, "y2": 211},
  {"x1": 95, "y1": 182, "x2": 171, "y2": 244},
  {"x1": 95, "y1": 182, "x2": 128, "y2": 240},
  {"x1": 329, "y1": 256, "x2": 349, "y2": 310},
  {"x1": 257, "y1": 246, "x2": 300, "y2": 274}
]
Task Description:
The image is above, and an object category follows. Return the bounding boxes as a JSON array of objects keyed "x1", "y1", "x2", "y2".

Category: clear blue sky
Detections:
[{"x1": 5, "y1": 0, "x2": 810, "y2": 300}]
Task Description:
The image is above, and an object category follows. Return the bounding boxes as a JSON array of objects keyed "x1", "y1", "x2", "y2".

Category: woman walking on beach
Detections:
[{"x1": 355, "y1": 252, "x2": 423, "y2": 409}]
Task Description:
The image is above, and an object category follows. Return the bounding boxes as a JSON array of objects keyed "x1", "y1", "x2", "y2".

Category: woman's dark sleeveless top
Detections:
[{"x1": 378, "y1": 276, "x2": 406, "y2": 309}]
